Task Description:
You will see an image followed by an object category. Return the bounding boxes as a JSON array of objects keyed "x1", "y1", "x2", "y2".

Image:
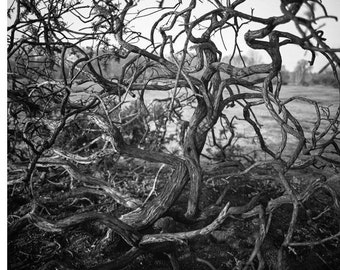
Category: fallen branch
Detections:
[
  {"x1": 38, "y1": 158, "x2": 143, "y2": 209},
  {"x1": 288, "y1": 231, "x2": 340, "y2": 247},
  {"x1": 53, "y1": 148, "x2": 117, "y2": 165},
  {"x1": 139, "y1": 202, "x2": 230, "y2": 248},
  {"x1": 28, "y1": 210, "x2": 141, "y2": 247},
  {"x1": 89, "y1": 202, "x2": 231, "y2": 270}
]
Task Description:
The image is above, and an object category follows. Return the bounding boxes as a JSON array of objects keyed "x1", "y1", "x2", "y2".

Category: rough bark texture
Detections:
[{"x1": 7, "y1": 0, "x2": 340, "y2": 269}]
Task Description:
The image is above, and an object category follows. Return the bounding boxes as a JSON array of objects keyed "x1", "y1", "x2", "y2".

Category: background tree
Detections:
[
  {"x1": 8, "y1": 0, "x2": 340, "y2": 269},
  {"x1": 293, "y1": 59, "x2": 311, "y2": 85},
  {"x1": 280, "y1": 65, "x2": 291, "y2": 85}
]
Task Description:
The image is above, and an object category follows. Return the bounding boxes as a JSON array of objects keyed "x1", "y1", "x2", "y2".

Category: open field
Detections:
[
  {"x1": 71, "y1": 83, "x2": 339, "y2": 160},
  {"x1": 130, "y1": 84, "x2": 339, "y2": 160},
  {"x1": 222, "y1": 85, "x2": 340, "y2": 159}
]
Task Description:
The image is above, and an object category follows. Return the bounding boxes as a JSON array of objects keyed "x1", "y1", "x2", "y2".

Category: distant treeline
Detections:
[
  {"x1": 281, "y1": 66, "x2": 339, "y2": 88},
  {"x1": 8, "y1": 48, "x2": 339, "y2": 88}
]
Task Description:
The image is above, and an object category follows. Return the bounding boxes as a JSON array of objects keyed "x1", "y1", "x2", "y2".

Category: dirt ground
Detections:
[{"x1": 8, "y1": 159, "x2": 340, "y2": 270}]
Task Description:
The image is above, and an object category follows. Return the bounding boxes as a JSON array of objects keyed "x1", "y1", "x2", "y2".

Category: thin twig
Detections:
[
  {"x1": 196, "y1": 257, "x2": 217, "y2": 270},
  {"x1": 288, "y1": 231, "x2": 340, "y2": 247},
  {"x1": 143, "y1": 164, "x2": 165, "y2": 205}
]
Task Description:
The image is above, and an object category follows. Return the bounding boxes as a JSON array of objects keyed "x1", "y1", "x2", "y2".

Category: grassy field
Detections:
[
  {"x1": 71, "y1": 83, "x2": 339, "y2": 160},
  {"x1": 142, "y1": 85, "x2": 339, "y2": 160},
  {"x1": 217, "y1": 85, "x2": 339, "y2": 158}
]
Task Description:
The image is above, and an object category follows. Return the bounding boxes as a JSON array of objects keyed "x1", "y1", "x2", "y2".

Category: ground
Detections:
[{"x1": 8, "y1": 158, "x2": 340, "y2": 270}]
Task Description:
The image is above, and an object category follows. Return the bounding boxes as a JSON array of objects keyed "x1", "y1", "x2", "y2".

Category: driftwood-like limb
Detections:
[
  {"x1": 196, "y1": 257, "x2": 217, "y2": 270},
  {"x1": 39, "y1": 158, "x2": 143, "y2": 209},
  {"x1": 120, "y1": 161, "x2": 189, "y2": 228},
  {"x1": 28, "y1": 211, "x2": 141, "y2": 247},
  {"x1": 266, "y1": 177, "x2": 334, "y2": 213},
  {"x1": 288, "y1": 231, "x2": 340, "y2": 247},
  {"x1": 277, "y1": 200, "x2": 299, "y2": 270},
  {"x1": 34, "y1": 113, "x2": 190, "y2": 231},
  {"x1": 198, "y1": 193, "x2": 261, "y2": 221},
  {"x1": 139, "y1": 202, "x2": 230, "y2": 248},
  {"x1": 88, "y1": 202, "x2": 230, "y2": 270},
  {"x1": 242, "y1": 205, "x2": 266, "y2": 270},
  {"x1": 52, "y1": 148, "x2": 117, "y2": 165},
  {"x1": 89, "y1": 113, "x2": 191, "y2": 229},
  {"x1": 264, "y1": 175, "x2": 340, "y2": 270}
]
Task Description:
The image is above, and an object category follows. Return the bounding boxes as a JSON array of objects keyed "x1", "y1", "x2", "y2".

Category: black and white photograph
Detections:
[{"x1": 6, "y1": 0, "x2": 340, "y2": 269}]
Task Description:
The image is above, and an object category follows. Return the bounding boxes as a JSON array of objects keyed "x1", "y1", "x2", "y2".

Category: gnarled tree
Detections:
[{"x1": 8, "y1": 0, "x2": 340, "y2": 269}]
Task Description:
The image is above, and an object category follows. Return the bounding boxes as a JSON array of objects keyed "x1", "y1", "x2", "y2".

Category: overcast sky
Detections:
[
  {"x1": 6, "y1": 0, "x2": 340, "y2": 72},
  {"x1": 235, "y1": 0, "x2": 340, "y2": 71},
  {"x1": 126, "y1": 0, "x2": 340, "y2": 72}
]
